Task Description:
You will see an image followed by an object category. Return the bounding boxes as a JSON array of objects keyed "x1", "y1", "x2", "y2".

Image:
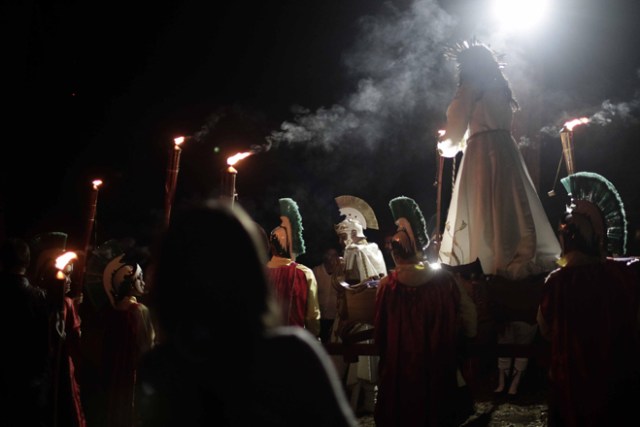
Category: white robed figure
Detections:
[{"x1": 437, "y1": 41, "x2": 560, "y2": 281}]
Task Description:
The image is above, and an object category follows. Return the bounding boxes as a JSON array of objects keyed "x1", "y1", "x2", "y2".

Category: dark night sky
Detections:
[{"x1": 3, "y1": 0, "x2": 640, "y2": 265}]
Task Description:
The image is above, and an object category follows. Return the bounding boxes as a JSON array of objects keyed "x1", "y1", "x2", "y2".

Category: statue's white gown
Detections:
[{"x1": 438, "y1": 82, "x2": 561, "y2": 280}]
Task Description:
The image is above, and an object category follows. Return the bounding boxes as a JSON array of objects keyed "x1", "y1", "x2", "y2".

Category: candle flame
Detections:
[
  {"x1": 174, "y1": 136, "x2": 185, "y2": 146},
  {"x1": 92, "y1": 179, "x2": 103, "y2": 190},
  {"x1": 55, "y1": 252, "x2": 78, "y2": 270},
  {"x1": 437, "y1": 129, "x2": 446, "y2": 137},
  {"x1": 227, "y1": 152, "x2": 252, "y2": 166},
  {"x1": 562, "y1": 117, "x2": 589, "y2": 132}
]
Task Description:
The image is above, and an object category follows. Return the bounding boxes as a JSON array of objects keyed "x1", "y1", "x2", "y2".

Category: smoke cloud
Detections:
[{"x1": 267, "y1": 0, "x2": 456, "y2": 150}]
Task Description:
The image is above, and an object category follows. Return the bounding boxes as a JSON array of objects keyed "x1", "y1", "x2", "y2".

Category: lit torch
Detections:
[
  {"x1": 225, "y1": 151, "x2": 253, "y2": 208},
  {"x1": 559, "y1": 117, "x2": 589, "y2": 176},
  {"x1": 74, "y1": 179, "x2": 102, "y2": 297},
  {"x1": 164, "y1": 136, "x2": 186, "y2": 228}
]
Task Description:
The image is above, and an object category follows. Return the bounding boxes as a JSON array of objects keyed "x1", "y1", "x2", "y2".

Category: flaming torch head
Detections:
[
  {"x1": 559, "y1": 117, "x2": 589, "y2": 176},
  {"x1": 227, "y1": 151, "x2": 253, "y2": 166}
]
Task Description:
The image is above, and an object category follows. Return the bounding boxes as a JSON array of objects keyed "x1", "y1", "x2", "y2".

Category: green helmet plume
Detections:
[{"x1": 279, "y1": 198, "x2": 306, "y2": 257}]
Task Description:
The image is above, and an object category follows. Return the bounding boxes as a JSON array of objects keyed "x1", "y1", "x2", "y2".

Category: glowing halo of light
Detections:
[{"x1": 490, "y1": 0, "x2": 550, "y2": 33}]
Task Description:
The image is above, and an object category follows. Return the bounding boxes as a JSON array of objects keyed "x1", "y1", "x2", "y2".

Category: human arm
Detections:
[
  {"x1": 437, "y1": 84, "x2": 477, "y2": 158},
  {"x1": 303, "y1": 266, "x2": 321, "y2": 338}
]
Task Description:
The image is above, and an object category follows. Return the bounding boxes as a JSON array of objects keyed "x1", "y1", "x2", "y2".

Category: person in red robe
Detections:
[
  {"x1": 31, "y1": 236, "x2": 87, "y2": 427},
  {"x1": 537, "y1": 172, "x2": 640, "y2": 427},
  {"x1": 101, "y1": 253, "x2": 155, "y2": 427},
  {"x1": 375, "y1": 196, "x2": 473, "y2": 427},
  {"x1": 266, "y1": 198, "x2": 320, "y2": 337}
]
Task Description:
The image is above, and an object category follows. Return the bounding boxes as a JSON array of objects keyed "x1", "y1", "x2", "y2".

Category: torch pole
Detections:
[
  {"x1": 227, "y1": 166, "x2": 238, "y2": 209},
  {"x1": 73, "y1": 180, "x2": 101, "y2": 297},
  {"x1": 434, "y1": 154, "x2": 444, "y2": 247},
  {"x1": 560, "y1": 127, "x2": 575, "y2": 176},
  {"x1": 164, "y1": 144, "x2": 182, "y2": 228}
]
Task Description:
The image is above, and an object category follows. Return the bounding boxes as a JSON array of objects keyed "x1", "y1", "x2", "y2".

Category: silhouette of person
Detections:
[
  {"x1": 537, "y1": 172, "x2": 640, "y2": 427},
  {"x1": 135, "y1": 200, "x2": 357, "y2": 427},
  {"x1": 0, "y1": 237, "x2": 49, "y2": 427}
]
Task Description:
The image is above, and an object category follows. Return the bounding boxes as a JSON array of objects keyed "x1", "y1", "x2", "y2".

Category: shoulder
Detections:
[{"x1": 265, "y1": 326, "x2": 320, "y2": 353}]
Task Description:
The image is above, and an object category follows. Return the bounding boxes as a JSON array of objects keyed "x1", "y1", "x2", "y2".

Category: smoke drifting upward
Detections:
[
  {"x1": 540, "y1": 97, "x2": 640, "y2": 137},
  {"x1": 267, "y1": 0, "x2": 456, "y2": 150},
  {"x1": 191, "y1": 112, "x2": 222, "y2": 143}
]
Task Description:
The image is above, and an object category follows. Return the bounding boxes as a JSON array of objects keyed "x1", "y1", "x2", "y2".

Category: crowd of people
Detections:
[{"x1": 2, "y1": 41, "x2": 640, "y2": 427}]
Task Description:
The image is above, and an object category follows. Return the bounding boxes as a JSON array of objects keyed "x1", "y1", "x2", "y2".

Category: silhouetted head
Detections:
[
  {"x1": 148, "y1": 200, "x2": 280, "y2": 362},
  {"x1": 0, "y1": 238, "x2": 31, "y2": 273}
]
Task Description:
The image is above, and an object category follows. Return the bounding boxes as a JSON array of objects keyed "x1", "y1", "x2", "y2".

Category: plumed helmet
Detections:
[
  {"x1": 102, "y1": 253, "x2": 143, "y2": 306},
  {"x1": 561, "y1": 172, "x2": 627, "y2": 257},
  {"x1": 388, "y1": 196, "x2": 430, "y2": 260},
  {"x1": 270, "y1": 198, "x2": 306, "y2": 259},
  {"x1": 334, "y1": 195, "x2": 379, "y2": 235}
]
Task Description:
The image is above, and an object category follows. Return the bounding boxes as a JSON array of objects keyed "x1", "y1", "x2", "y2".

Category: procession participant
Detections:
[
  {"x1": 31, "y1": 232, "x2": 86, "y2": 427},
  {"x1": 537, "y1": 172, "x2": 640, "y2": 427},
  {"x1": 375, "y1": 196, "x2": 476, "y2": 427},
  {"x1": 0, "y1": 237, "x2": 49, "y2": 427},
  {"x1": 101, "y1": 251, "x2": 155, "y2": 427},
  {"x1": 266, "y1": 197, "x2": 320, "y2": 337},
  {"x1": 330, "y1": 195, "x2": 387, "y2": 415},
  {"x1": 312, "y1": 246, "x2": 340, "y2": 343}
]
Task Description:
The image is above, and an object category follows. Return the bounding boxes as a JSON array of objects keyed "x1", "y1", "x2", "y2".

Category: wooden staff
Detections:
[
  {"x1": 434, "y1": 154, "x2": 444, "y2": 247},
  {"x1": 164, "y1": 137, "x2": 185, "y2": 228},
  {"x1": 431, "y1": 130, "x2": 446, "y2": 258},
  {"x1": 73, "y1": 179, "x2": 102, "y2": 297}
]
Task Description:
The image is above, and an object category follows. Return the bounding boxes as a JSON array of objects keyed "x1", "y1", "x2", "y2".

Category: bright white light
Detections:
[{"x1": 491, "y1": 0, "x2": 549, "y2": 33}]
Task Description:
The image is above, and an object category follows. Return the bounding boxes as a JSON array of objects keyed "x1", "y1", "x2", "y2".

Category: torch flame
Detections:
[
  {"x1": 437, "y1": 129, "x2": 446, "y2": 137},
  {"x1": 55, "y1": 252, "x2": 78, "y2": 270},
  {"x1": 562, "y1": 117, "x2": 589, "y2": 132},
  {"x1": 227, "y1": 152, "x2": 252, "y2": 166},
  {"x1": 92, "y1": 179, "x2": 103, "y2": 190},
  {"x1": 174, "y1": 136, "x2": 186, "y2": 146}
]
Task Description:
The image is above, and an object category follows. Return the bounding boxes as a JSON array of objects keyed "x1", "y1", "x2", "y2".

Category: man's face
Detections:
[{"x1": 323, "y1": 248, "x2": 339, "y2": 272}]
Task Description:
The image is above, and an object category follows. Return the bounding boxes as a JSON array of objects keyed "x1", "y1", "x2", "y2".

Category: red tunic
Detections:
[
  {"x1": 374, "y1": 269, "x2": 461, "y2": 427},
  {"x1": 267, "y1": 262, "x2": 309, "y2": 328},
  {"x1": 50, "y1": 297, "x2": 86, "y2": 427},
  {"x1": 103, "y1": 302, "x2": 153, "y2": 427},
  {"x1": 539, "y1": 259, "x2": 640, "y2": 427}
]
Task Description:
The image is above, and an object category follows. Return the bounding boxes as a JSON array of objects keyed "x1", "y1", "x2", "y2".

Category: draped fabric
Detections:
[
  {"x1": 539, "y1": 259, "x2": 640, "y2": 427},
  {"x1": 438, "y1": 83, "x2": 561, "y2": 280},
  {"x1": 267, "y1": 262, "x2": 310, "y2": 329},
  {"x1": 374, "y1": 269, "x2": 462, "y2": 427},
  {"x1": 103, "y1": 302, "x2": 155, "y2": 427},
  {"x1": 50, "y1": 297, "x2": 86, "y2": 427}
]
